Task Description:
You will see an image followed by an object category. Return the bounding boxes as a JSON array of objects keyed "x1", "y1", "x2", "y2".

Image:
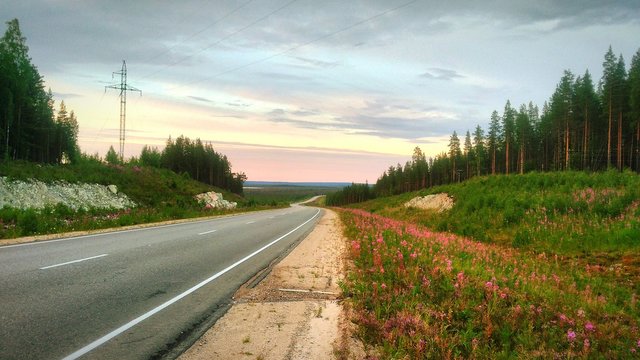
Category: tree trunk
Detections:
[
  {"x1": 607, "y1": 96, "x2": 612, "y2": 168},
  {"x1": 505, "y1": 140, "x2": 510, "y2": 175},
  {"x1": 565, "y1": 118, "x2": 570, "y2": 170},
  {"x1": 618, "y1": 111, "x2": 623, "y2": 170},
  {"x1": 491, "y1": 148, "x2": 496, "y2": 175},
  {"x1": 583, "y1": 106, "x2": 588, "y2": 170}
]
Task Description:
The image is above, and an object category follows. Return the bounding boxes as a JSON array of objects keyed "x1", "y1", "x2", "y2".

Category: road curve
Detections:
[{"x1": 0, "y1": 206, "x2": 322, "y2": 360}]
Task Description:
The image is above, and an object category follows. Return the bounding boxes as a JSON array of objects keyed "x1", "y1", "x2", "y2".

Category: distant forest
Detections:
[
  {"x1": 328, "y1": 45, "x2": 640, "y2": 206},
  {"x1": 0, "y1": 19, "x2": 245, "y2": 195},
  {"x1": 117, "y1": 135, "x2": 246, "y2": 195}
]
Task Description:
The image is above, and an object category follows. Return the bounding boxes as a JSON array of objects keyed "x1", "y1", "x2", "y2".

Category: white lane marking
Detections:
[
  {"x1": 246, "y1": 221, "x2": 256, "y2": 224},
  {"x1": 62, "y1": 209, "x2": 321, "y2": 360},
  {"x1": 39, "y1": 254, "x2": 109, "y2": 270},
  {"x1": 198, "y1": 229, "x2": 217, "y2": 235}
]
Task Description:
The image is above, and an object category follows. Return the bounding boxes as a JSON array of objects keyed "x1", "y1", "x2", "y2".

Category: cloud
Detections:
[
  {"x1": 188, "y1": 95, "x2": 213, "y2": 103},
  {"x1": 420, "y1": 67, "x2": 465, "y2": 81},
  {"x1": 290, "y1": 56, "x2": 340, "y2": 69},
  {"x1": 52, "y1": 91, "x2": 83, "y2": 99}
]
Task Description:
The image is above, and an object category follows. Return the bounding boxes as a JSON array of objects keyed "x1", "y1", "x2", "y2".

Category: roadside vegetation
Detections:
[
  {"x1": 337, "y1": 170, "x2": 640, "y2": 358},
  {"x1": 0, "y1": 159, "x2": 252, "y2": 238}
]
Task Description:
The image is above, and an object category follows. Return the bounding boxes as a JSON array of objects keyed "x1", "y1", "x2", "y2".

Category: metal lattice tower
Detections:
[{"x1": 105, "y1": 60, "x2": 141, "y2": 162}]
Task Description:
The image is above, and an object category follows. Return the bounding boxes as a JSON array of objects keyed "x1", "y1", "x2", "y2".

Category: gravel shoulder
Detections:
[{"x1": 179, "y1": 209, "x2": 364, "y2": 360}]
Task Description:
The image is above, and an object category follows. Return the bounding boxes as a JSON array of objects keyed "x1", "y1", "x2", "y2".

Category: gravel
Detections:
[{"x1": 0, "y1": 177, "x2": 136, "y2": 211}]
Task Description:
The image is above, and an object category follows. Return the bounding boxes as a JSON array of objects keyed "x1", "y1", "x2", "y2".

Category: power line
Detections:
[
  {"x1": 105, "y1": 60, "x2": 142, "y2": 161},
  {"x1": 137, "y1": 0, "x2": 256, "y2": 75},
  {"x1": 168, "y1": 0, "x2": 420, "y2": 90},
  {"x1": 136, "y1": 0, "x2": 297, "y2": 82}
]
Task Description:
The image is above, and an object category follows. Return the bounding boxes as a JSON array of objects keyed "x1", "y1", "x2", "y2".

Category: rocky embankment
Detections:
[{"x1": 0, "y1": 177, "x2": 136, "y2": 210}]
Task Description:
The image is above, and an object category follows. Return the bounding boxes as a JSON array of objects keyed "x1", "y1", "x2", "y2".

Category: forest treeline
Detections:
[
  {"x1": 106, "y1": 135, "x2": 246, "y2": 195},
  {"x1": 327, "y1": 45, "x2": 640, "y2": 206},
  {"x1": 0, "y1": 19, "x2": 79, "y2": 164}
]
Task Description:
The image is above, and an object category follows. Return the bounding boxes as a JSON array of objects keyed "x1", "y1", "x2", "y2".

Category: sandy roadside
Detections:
[{"x1": 178, "y1": 209, "x2": 364, "y2": 360}]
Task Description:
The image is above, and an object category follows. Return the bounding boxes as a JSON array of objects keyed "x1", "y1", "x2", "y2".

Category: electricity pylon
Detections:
[{"x1": 105, "y1": 60, "x2": 141, "y2": 162}]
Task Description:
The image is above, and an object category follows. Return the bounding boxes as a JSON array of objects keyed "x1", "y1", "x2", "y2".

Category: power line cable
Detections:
[
  {"x1": 136, "y1": 0, "x2": 297, "y2": 81},
  {"x1": 137, "y1": 0, "x2": 255, "y2": 70},
  {"x1": 168, "y1": 0, "x2": 419, "y2": 90}
]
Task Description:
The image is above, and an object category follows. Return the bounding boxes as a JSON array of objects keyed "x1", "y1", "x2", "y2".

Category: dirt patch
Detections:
[{"x1": 179, "y1": 209, "x2": 365, "y2": 360}]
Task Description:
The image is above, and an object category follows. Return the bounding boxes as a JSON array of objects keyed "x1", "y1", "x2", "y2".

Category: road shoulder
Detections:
[{"x1": 178, "y1": 209, "x2": 364, "y2": 360}]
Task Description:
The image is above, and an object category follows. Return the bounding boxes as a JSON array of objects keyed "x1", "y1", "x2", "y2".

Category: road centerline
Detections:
[
  {"x1": 198, "y1": 229, "x2": 217, "y2": 235},
  {"x1": 40, "y1": 254, "x2": 109, "y2": 270},
  {"x1": 61, "y1": 209, "x2": 321, "y2": 360}
]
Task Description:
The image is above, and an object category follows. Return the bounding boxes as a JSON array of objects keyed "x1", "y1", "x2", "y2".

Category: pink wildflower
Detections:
[
  {"x1": 410, "y1": 252, "x2": 418, "y2": 259},
  {"x1": 584, "y1": 338, "x2": 590, "y2": 349},
  {"x1": 567, "y1": 330, "x2": 576, "y2": 342},
  {"x1": 380, "y1": 283, "x2": 387, "y2": 290},
  {"x1": 585, "y1": 322, "x2": 595, "y2": 332}
]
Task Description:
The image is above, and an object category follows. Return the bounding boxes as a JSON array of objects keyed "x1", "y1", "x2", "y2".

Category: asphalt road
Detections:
[{"x1": 0, "y1": 206, "x2": 322, "y2": 360}]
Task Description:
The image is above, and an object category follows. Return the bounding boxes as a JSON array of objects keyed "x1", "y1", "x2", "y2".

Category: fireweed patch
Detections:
[{"x1": 339, "y1": 209, "x2": 639, "y2": 359}]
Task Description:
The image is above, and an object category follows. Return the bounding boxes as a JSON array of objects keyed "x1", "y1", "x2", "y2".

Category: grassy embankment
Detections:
[
  {"x1": 0, "y1": 160, "x2": 253, "y2": 238},
  {"x1": 337, "y1": 171, "x2": 640, "y2": 358}
]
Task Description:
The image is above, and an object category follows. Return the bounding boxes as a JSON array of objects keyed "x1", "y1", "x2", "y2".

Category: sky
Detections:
[{"x1": 2, "y1": 1, "x2": 639, "y2": 182}]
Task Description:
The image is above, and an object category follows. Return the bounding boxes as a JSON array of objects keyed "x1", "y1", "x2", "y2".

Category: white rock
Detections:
[
  {"x1": 107, "y1": 185, "x2": 118, "y2": 194},
  {"x1": 404, "y1": 193, "x2": 454, "y2": 212},
  {"x1": 195, "y1": 191, "x2": 237, "y2": 210}
]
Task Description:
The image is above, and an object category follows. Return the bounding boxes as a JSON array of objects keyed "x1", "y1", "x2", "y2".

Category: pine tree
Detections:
[
  {"x1": 488, "y1": 110, "x2": 501, "y2": 175},
  {"x1": 502, "y1": 100, "x2": 516, "y2": 174},
  {"x1": 472, "y1": 125, "x2": 485, "y2": 176},
  {"x1": 105, "y1": 145, "x2": 119, "y2": 165},
  {"x1": 614, "y1": 55, "x2": 628, "y2": 170},
  {"x1": 600, "y1": 46, "x2": 618, "y2": 168},
  {"x1": 464, "y1": 130, "x2": 473, "y2": 180},
  {"x1": 629, "y1": 48, "x2": 640, "y2": 171},
  {"x1": 449, "y1": 131, "x2": 462, "y2": 182}
]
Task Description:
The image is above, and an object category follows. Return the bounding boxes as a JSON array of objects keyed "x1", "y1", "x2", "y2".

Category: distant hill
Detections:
[{"x1": 244, "y1": 181, "x2": 351, "y2": 188}]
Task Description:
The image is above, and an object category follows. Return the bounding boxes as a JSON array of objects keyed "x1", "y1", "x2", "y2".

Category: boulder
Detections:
[{"x1": 195, "y1": 191, "x2": 237, "y2": 210}]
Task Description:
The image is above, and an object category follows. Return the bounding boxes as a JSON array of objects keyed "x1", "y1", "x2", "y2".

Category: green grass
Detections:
[{"x1": 336, "y1": 171, "x2": 640, "y2": 358}]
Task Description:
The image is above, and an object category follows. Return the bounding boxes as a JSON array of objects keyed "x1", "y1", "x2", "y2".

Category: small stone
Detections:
[{"x1": 107, "y1": 185, "x2": 118, "y2": 194}]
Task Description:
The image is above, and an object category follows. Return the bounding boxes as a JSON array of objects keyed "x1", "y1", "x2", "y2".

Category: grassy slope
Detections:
[
  {"x1": 338, "y1": 171, "x2": 640, "y2": 358},
  {"x1": 350, "y1": 170, "x2": 640, "y2": 256},
  {"x1": 0, "y1": 160, "x2": 246, "y2": 238},
  {"x1": 0, "y1": 160, "x2": 243, "y2": 206}
]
